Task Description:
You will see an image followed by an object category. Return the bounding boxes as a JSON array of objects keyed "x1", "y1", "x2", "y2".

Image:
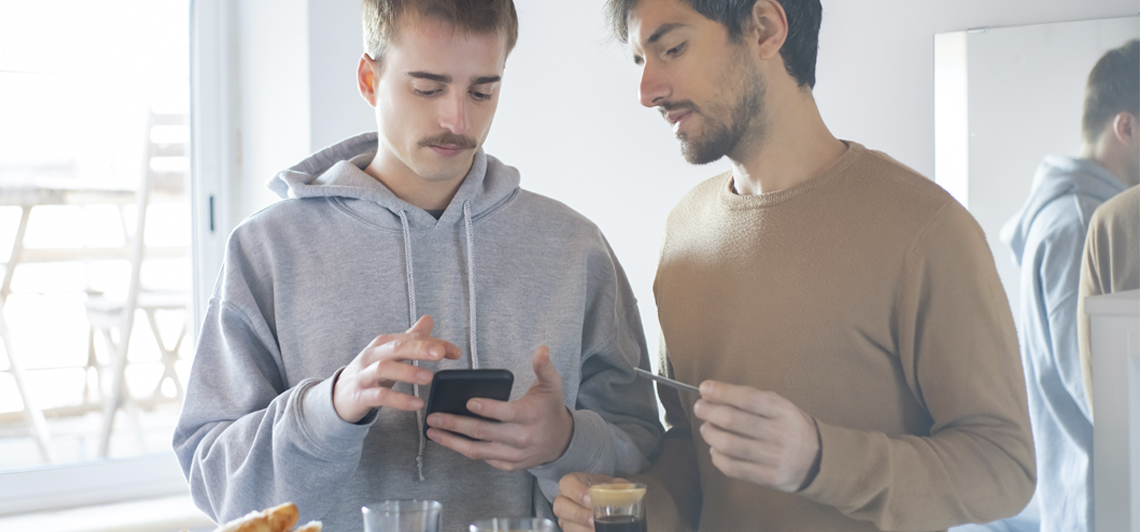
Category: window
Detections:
[{"x1": 0, "y1": 0, "x2": 198, "y2": 514}]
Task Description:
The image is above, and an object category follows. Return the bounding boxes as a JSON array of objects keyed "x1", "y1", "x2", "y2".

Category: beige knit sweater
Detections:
[
  {"x1": 636, "y1": 142, "x2": 1035, "y2": 532},
  {"x1": 1078, "y1": 185, "x2": 1140, "y2": 411}
]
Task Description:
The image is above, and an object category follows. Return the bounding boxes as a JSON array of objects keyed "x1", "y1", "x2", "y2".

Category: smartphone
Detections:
[{"x1": 424, "y1": 369, "x2": 514, "y2": 438}]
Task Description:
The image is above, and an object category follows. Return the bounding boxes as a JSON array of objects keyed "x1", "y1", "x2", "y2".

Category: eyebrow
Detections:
[
  {"x1": 472, "y1": 76, "x2": 501, "y2": 85},
  {"x1": 646, "y1": 23, "x2": 685, "y2": 45},
  {"x1": 406, "y1": 72, "x2": 501, "y2": 85},
  {"x1": 407, "y1": 71, "x2": 450, "y2": 83}
]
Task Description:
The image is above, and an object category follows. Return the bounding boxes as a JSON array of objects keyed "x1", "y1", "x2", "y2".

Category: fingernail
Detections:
[
  {"x1": 700, "y1": 381, "x2": 712, "y2": 395},
  {"x1": 426, "y1": 414, "x2": 438, "y2": 426},
  {"x1": 583, "y1": 494, "x2": 591, "y2": 506},
  {"x1": 469, "y1": 399, "x2": 482, "y2": 412}
]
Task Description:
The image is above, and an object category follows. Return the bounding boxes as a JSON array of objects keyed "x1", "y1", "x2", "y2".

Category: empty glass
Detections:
[
  {"x1": 468, "y1": 517, "x2": 557, "y2": 532},
  {"x1": 362, "y1": 499, "x2": 442, "y2": 532}
]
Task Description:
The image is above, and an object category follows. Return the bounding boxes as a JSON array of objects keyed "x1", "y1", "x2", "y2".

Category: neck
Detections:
[
  {"x1": 363, "y1": 151, "x2": 468, "y2": 211},
  {"x1": 1080, "y1": 140, "x2": 1139, "y2": 188},
  {"x1": 729, "y1": 83, "x2": 847, "y2": 196}
]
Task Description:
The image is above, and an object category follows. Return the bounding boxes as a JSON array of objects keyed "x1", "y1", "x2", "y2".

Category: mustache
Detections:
[
  {"x1": 658, "y1": 99, "x2": 701, "y2": 117},
  {"x1": 418, "y1": 132, "x2": 477, "y2": 149}
]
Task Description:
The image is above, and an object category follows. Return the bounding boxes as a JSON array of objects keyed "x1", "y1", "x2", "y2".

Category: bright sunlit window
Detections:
[{"x1": 0, "y1": 0, "x2": 192, "y2": 477}]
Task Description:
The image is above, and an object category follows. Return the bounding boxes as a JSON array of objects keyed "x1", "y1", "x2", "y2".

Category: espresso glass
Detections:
[
  {"x1": 362, "y1": 499, "x2": 442, "y2": 532},
  {"x1": 588, "y1": 482, "x2": 647, "y2": 532},
  {"x1": 468, "y1": 517, "x2": 557, "y2": 532}
]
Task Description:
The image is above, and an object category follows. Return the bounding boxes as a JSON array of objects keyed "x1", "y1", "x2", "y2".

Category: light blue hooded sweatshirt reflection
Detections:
[{"x1": 1001, "y1": 155, "x2": 1127, "y2": 532}]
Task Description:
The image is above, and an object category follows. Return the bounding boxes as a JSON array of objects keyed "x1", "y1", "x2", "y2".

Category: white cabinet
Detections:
[{"x1": 1089, "y1": 289, "x2": 1140, "y2": 531}]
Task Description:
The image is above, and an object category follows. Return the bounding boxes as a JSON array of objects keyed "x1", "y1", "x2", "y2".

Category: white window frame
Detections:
[{"x1": 0, "y1": 0, "x2": 239, "y2": 516}]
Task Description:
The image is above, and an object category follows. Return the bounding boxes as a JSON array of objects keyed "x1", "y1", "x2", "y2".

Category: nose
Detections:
[
  {"x1": 439, "y1": 90, "x2": 468, "y2": 134},
  {"x1": 638, "y1": 61, "x2": 670, "y2": 108}
]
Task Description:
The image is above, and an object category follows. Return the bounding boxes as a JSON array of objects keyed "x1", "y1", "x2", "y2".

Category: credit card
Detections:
[{"x1": 634, "y1": 367, "x2": 701, "y2": 395}]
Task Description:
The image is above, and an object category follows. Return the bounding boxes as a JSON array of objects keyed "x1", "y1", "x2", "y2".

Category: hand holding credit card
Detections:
[{"x1": 634, "y1": 367, "x2": 701, "y2": 395}]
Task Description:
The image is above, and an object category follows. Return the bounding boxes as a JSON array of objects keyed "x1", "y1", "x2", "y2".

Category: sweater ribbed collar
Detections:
[{"x1": 717, "y1": 140, "x2": 864, "y2": 209}]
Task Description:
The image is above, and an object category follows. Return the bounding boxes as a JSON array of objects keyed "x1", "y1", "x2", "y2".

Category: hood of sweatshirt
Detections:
[
  {"x1": 1001, "y1": 155, "x2": 1127, "y2": 265},
  {"x1": 267, "y1": 132, "x2": 520, "y2": 229},
  {"x1": 268, "y1": 131, "x2": 520, "y2": 480}
]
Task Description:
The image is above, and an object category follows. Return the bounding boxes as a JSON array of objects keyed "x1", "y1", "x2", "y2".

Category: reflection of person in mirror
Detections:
[
  {"x1": 1078, "y1": 184, "x2": 1140, "y2": 412},
  {"x1": 554, "y1": 1, "x2": 1035, "y2": 531},
  {"x1": 172, "y1": 1, "x2": 663, "y2": 531},
  {"x1": 1000, "y1": 38, "x2": 1139, "y2": 532}
]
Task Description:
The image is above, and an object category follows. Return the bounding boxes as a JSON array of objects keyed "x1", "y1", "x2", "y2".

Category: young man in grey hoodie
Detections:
[
  {"x1": 172, "y1": 1, "x2": 662, "y2": 530},
  {"x1": 999, "y1": 38, "x2": 1139, "y2": 532}
]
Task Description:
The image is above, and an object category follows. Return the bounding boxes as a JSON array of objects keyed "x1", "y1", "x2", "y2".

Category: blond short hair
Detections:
[{"x1": 361, "y1": 0, "x2": 519, "y2": 62}]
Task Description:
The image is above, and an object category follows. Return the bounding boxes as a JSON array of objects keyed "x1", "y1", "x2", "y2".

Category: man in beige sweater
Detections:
[
  {"x1": 552, "y1": 0, "x2": 1035, "y2": 531},
  {"x1": 1078, "y1": 185, "x2": 1140, "y2": 410}
]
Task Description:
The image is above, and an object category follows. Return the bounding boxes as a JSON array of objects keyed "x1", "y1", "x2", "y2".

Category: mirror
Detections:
[{"x1": 934, "y1": 16, "x2": 1139, "y2": 315}]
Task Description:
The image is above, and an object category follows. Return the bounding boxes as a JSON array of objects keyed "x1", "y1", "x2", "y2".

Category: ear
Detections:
[
  {"x1": 748, "y1": 0, "x2": 789, "y2": 61},
  {"x1": 1112, "y1": 111, "x2": 1137, "y2": 146},
  {"x1": 357, "y1": 53, "x2": 380, "y2": 107}
]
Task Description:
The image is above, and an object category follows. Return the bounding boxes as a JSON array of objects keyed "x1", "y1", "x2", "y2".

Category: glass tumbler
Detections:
[
  {"x1": 362, "y1": 499, "x2": 442, "y2": 532},
  {"x1": 588, "y1": 482, "x2": 647, "y2": 532}
]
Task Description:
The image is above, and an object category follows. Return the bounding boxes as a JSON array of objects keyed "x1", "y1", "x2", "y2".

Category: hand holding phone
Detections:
[
  {"x1": 423, "y1": 369, "x2": 514, "y2": 437},
  {"x1": 425, "y1": 346, "x2": 575, "y2": 471}
]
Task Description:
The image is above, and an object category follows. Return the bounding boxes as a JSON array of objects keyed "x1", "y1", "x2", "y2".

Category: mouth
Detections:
[
  {"x1": 665, "y1": 110, "x2": 692, "y2": 134},
  {"x1": 427, "y1": 144, "x2": 468, "y2": 157}
]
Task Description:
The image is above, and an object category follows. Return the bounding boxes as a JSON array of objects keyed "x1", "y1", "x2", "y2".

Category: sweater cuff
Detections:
[
  {"x1": 529, "y1": 409, "x2": 611, "y2": 498},
  {"x1": 296, "y1": 368, "x2": 373, "y2": 458},
  {"x1": 797, "y1": 418, "x2": 882, "y2": 508}
]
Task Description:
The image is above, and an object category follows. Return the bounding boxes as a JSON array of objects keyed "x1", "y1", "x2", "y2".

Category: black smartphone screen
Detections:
[{"x1": 424, "y1": 369, "x2": 514, "y2": 438}]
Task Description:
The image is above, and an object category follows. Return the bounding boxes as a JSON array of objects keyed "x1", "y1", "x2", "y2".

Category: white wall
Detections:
[
  {"x1": 307, "y1": 0, "x2": 375, "y2": 152},
  {"x1": 237, "y1": 0, "x2": 312, "y2": 212},
  {"x1": 230, "y1": 0, "x2": 1140, "y2": 361}
]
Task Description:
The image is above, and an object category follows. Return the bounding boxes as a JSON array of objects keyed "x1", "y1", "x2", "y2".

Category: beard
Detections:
[{"x1": 675, "y1": 57, "x2": 767, "y2": 165}]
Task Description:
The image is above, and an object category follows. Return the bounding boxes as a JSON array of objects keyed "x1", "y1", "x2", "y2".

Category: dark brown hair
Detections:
[
  {"x1": 605, "y1": 0, "x2": 822, "y2": 89},
  {"x1": 1083, "y1": 39, "x2": 1140, "y2": 143},
  {"x1": 362, "y1": 0, "x2": 519, "y2": 62}
]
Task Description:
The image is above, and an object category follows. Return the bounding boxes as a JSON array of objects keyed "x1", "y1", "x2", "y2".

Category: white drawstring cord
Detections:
[
  {"x1": 463, "y1": 201, "x2": 479, "y2": 370},
  {"x1": 398, "y1": 210, "x2": 426, "y2": 481}
]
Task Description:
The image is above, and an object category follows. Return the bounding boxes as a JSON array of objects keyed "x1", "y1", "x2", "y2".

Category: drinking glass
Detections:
[
  {"x1": 468, "y1": 517, "x2": 557, "y2": 532},
  {"x1": 362, "y1": 499, "x2": 442, "y2": 532},
  {"x1": 588, "y1": 482, "x2": 647, "y2": 532}
]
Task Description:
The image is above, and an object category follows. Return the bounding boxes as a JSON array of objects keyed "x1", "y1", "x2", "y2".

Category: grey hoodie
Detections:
[
  {"x1": 1000, "y1": 155, "x2": 1127, "y2": 532},
  {"x1": 173, "y1": 133, "x2": 662, "y2": 532}
]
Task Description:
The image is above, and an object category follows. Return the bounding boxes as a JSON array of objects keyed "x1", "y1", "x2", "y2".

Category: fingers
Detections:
[
  {"x1": 560, "y1": 472, "x2": 592, "y2": 502},
  {"x1": 366, "y1": 336, "x2": 462, "y2": 365},
  {"x1": 709, "y1": 446, "x2": 771, "y2": 485},
  {"x1": 425, "y1": 427, "x2": 527, "y2": 470},
  {"x1": 426, "y1": 412, "x2": 531, "y2": 448},
  {"x1": 555, "y1": 473, "x2": 596, "y2": 531},
  {"x1": 361, "y1": 315, "x2": 463, "y2": 366},
  {"x1": 358, "y1": 384, "x2": 424, "y2": 411},
  {"x1": 357, "y1": 359, "x2": 433, "y2": 389},
  {"x1": 531, "y1": 346, "x2": 562, "y2": 389},
  {"x1": 693, "y1": 398, "x2": 770, "y2": 440},
  {"x1": 466, "y1": 396, "x2": 527, "y2": 424},
  {"x1": 553, "y1": 494, "x2": 594, "y2": 531},
  {"x1": 698, "y1": 421, "x2": 774, "y2": 464},
  {"x1": 407, "y1": 314, "x2": 433, "y2": 335},
  {"x1": 555, "y1": 510, "x2": 595, "y2": 532},
  {"x1": 700, "y1": 380, "x2": 787, "y2": 419}
]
